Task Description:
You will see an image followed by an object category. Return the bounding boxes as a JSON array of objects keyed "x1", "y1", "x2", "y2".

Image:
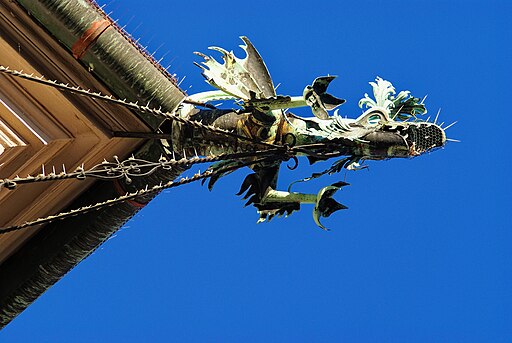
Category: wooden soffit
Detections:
[{"x1": 0, "y1": 2, "x2": 150, "y2": 263}]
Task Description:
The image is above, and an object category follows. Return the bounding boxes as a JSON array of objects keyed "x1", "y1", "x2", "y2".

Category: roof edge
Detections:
[
  {"x1": 0, "y1": 0, "x2": 188, "y2": 328},
  {"x1": 15, "y1": 0, "x2": 186, "y2": 128},
  {"x1": 0, "y1": 141, "x2": 185, "y2": 329}
]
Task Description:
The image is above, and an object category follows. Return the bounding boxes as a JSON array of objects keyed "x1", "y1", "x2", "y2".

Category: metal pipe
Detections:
[{"x1": 15, "y1": 0, "x2": 186, "y2": 129}]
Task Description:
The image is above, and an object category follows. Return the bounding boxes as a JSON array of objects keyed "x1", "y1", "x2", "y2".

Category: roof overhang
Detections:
[{"x1": 0, "y1": 0, "x2": 185, "y2": 328}]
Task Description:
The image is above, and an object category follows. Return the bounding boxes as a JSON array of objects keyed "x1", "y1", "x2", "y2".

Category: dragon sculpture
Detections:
[
  {"x1": 163, "y1": 36, "x2": 446, "y2": 229},
  {"x1": 0, "y1": 36, "x2": 448, "y2": 231}
]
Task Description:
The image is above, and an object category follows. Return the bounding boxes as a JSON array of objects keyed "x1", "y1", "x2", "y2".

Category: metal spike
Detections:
[
  {"x1": 177, "y1": 75, "x2": 186, "y2": 87},
  {"x1": 434, "y1": 108, "x2": 441, "y2": 124},
  {"x1": 392, "y1": 105, "x2": 404, "y2": 120},
  {"x1": 443, "y1": 121, "x2": 458, "y2": 130},
  {"x1": 193, "y1": 51, "x2": 210, "y2": 60}
]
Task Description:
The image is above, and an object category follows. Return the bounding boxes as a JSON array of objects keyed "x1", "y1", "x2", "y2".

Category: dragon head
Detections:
[
  {"x1": 284, "y1": 77, "x2": 446, "y2": 165},
  {"x1": 355, "y1": 109, "x2": 446, "y2": 159}
]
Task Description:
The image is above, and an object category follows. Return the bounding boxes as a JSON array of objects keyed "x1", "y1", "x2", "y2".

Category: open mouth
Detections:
[
  {"x1": 360, "y1": 122, "x2": 446, "y2": 158},
  {"x1": 405, "y1": 123, "x2": 446, "y2": 155}
]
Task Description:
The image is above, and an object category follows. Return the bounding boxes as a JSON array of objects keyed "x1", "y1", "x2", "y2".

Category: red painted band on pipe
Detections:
[{"x1": 72, "y1": 19, "x2": 111, "y2": 59}]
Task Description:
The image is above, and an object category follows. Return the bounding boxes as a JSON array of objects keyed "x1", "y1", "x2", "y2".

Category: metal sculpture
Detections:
[
  {"x1": 169, "y1": 37, "x2": 446, "y2": 229},
  {"x1": 0, "y1": 37, "x2": 450, "y2": 232}
]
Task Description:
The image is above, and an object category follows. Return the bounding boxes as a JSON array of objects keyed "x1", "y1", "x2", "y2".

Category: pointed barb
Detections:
[
  {"x1": 434, "y1": 108, "x2": 441, "y2": 124},
  {"x1": 443, "y1": 121, "x2": 458, "y2": 130}
]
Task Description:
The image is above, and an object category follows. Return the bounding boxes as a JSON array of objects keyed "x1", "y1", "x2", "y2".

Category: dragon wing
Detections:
[
  {"x1": 238, "y1": 36, "x2": 276, "y2": 99},
  {"x1": 194, "y1": 36, "x2": 276, "y2": 101}
]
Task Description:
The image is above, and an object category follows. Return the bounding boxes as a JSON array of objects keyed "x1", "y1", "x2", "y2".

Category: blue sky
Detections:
[{"x1": 2, "y1": 0, "x2": 511, "y2": 342}]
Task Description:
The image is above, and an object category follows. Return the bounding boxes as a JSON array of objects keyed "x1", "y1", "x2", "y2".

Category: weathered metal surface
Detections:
[
  {"x1": 71, "y1": 19, "x2": 111, "y2": 59},
  {"x1": 15, "y1": 0, "x2": 186, "y2": 128},
  {"x1": 173, "y1": 37, "x2": 447, "y2": 228}
]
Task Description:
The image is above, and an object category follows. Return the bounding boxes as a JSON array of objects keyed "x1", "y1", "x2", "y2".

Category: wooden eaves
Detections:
[{"x1": 0, "y1": 0, "x2": 186, "y2": 328}]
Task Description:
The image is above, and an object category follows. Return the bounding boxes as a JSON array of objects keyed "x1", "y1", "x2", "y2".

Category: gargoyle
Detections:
[{"x1": 167, "y1": 36, "x2": 447, "y2": 230}]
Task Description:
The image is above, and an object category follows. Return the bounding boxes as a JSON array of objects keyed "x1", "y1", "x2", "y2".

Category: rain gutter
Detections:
[{"x1": 15, "y1": 0, "x2": 186, "y2": 128}]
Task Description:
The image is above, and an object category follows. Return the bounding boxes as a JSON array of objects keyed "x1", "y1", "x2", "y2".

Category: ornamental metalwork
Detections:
[{"x1": 0, "y1": 37, "x2": 455, "y2": 232}]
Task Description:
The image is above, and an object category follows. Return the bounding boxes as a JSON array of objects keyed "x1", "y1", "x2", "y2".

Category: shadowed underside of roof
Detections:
[{"x1": 0, "y1": 0, "x2": 186, "y2": 328}]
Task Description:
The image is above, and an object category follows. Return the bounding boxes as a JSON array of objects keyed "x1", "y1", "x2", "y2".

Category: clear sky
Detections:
[{"x1": 2, "y1": 0, "x2": 511, "y2": 342}]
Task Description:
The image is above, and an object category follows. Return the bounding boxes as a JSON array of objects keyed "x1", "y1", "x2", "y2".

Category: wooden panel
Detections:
[{"x1": 0, "y1": 3, "x2": 151, "y2": 263}]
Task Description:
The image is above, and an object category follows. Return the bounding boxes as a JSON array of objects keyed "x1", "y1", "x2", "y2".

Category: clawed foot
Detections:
[
  {"x1": 253, "y1": 181, "x2": 349, "y2": 230},
  {"x1": 313, "y1": 181, "x2": 349, "y2": 230}
]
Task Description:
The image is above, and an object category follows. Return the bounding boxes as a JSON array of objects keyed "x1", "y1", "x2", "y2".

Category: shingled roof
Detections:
[{"x1": 0, "y1": 0, "x2": 186, "y2": 328}]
